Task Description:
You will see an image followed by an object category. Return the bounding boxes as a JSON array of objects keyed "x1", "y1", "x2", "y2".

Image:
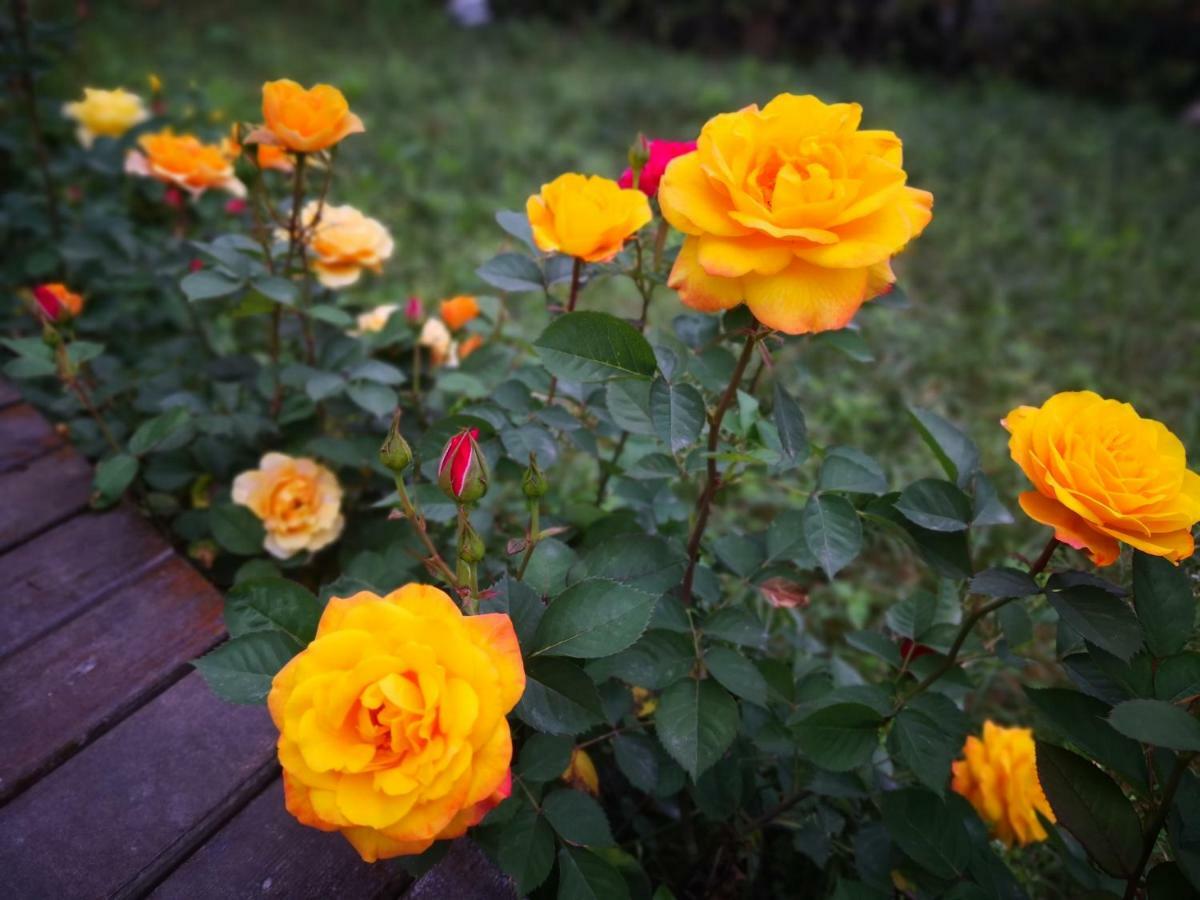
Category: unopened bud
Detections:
[
  {"x1": 379, "y1": 411, "x2": 414, "y2": 474},
  {"x1": 438, "y1": 427, "x2": 488, "y2": 503},
  {"x1": 459, "y1": 518, "x2": 486, "y2": 564},
  {"x1": 522, "y1": 452, "x2": 548, "y2": 500},
  {"x1": 404, "y1": 295, "x2": 424, "y2": 324},
  {"x1": 628, "y1": 132, "x2": 650, "y2": 174}
]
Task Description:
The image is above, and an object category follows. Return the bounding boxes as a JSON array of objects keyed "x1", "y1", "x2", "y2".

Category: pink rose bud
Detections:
[
  {"x1": 163, "y1": 186, "x2": 184, "y2": 209},
  {"x1": 618, "y1": 138, "x2": 697, "y2": 197},
  {"x1": 404, "y1": 295, "x2": 424, "y2": 324},
  {"x1": 33, "y1": 285, "x2": 65, "y2": 321},
  {"x1": 32, "y1": 283, "x2": 83, "y2": 322},
  {"x1": 189, "y1": 258, "x2": 204, "y2": 273},
  {"x1": 225, "y1": 197, "x2": 247, "y2": 216},
  {"x1": 437, "y1": 427, "x2": 489, "y2": 504}
]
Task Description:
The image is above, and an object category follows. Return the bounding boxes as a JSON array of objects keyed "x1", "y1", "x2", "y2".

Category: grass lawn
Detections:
[{"x1": 68, "y1": 1, "x2": 1200, "y2": 488}]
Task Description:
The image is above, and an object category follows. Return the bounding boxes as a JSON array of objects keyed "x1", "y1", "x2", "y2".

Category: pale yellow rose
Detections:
[
  {"x1": 351, "y1": 303, "x2": 400, "y2": 336},
  {"x1": 63, "y1": 87, "x2": 148, "y2": 147},
  {"x1": 288, "y1": 202, "x2": 394, "y2": 289},
  {"x1": 232, "y1": 452, "x2": 344, "y2": 559}
]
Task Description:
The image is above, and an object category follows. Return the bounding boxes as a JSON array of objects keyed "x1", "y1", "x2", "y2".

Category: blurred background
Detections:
[{"x1": 33, "y1": 0, "x2": 1200, "y2": 496}]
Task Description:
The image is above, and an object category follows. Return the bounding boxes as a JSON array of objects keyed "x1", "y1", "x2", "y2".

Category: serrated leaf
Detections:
[
  {"x1": 1048, "y1": 584, "x2": 1144, "y2": 662},
  {"x1": 1025, "y1": 687, "x2": 1147, "y2": 789},
  {"x1": 650, "y1": 378, "x2": 705, "y2": 453},
  {"x1": 476, "y1": 252, "x2": 544, "y2": 293},
  {"x1": 818, "y1": 446, "x2": 887, "y2": 495},
  {"x1": 224, "y1": 577, "x2": 321, "y2": 645},
  {"x1": 193, "y1": 631, "x2": 302, "y2": 704},
  {"x1": 346, "y1": 382, "x2": 397, "y2": 418},
  {"x1": 209, "y1": 502, "x2": 266, "y2": 556},
  {"x1": 889, "y1": 694, "x2": 967, "y2": 796},
  {"x1": 495, "y1": 209, "x2": 536, "y2": 251},
  {"x1": 181, "y1": 269, "x2": 243, "y2": 301},
  {"x1": 515, "y1": 658, "x2": 605, "y2": 735},
  {"x1": 1109, "y1": 699, "x2": 1200, "y2": 751},
  {"x1": 534, "y1": 311, "x2": 657, "y2": 382},
  {"x1": 516, "y1": 733, "x2": 574, "y2": 782},
  {"x1": 970, "y1": 567, "x2": 1041, "y2": 599},
  {"x1": 613, "y1": 733, "x2": 661, "y2": 794},
  {"x1": 605, "y1": 379, "x2": 655, "y2": 435},
  {"x1": 91, "y1": 453, "x2": 139, "y2": 508},
  {"x1": 895, "y1": 478, "x2": 972, "y2": 532},
  {"x1": 772, "y1": 380, "x2": 808, "y2": 464},
  {"x1": 128, "y1": 407, "x2": 192, "y2": 455},
  {"x1": 496, "y1": 803, "x2": 556, "y2": 894},
  {"x1": 803, "y1": 493, "x2": 862, "y2": 579},
  {"x1": 655, "y1": 677, "x2": 738, "y2": 779},
  {"x1": 795, "y1": 703, "x2": 883, "y2": 772},
  {"x1": 543, "y1": 789, "x2": 614, "y2": 847},
  {"x1": 705, "y1": 646, "x2": 767, "y2": 706},
  {"x1": 556, "y1": 847, "x2": 630, "y2": 900},
  {"x1": 1133, "y1": 552, "x2": 1195, "y2": 658},
  {"x1": 251, "y1": 275, "x2": 297, "y2": 305},
  {"x1": 908, "y1": 406, "x2": 980, "y2": 488},
  {"x1": 532, "y1": 579, "x2": 657, "y2": 658},
  {"x1": 881, "y1": 788, "x2": 971, "y2": 879}
]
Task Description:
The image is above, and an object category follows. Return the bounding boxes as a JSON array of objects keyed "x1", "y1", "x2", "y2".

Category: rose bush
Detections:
[{"x1": 4, "y1": 24, "x2": 1199, "y2": 897}]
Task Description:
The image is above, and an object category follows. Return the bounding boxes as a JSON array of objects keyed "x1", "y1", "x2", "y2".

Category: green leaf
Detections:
[
  {"x1": 349, "y1": 359, "x2": 406, "y2": 385},
  {"x1": 886, "y1": 590, "x2": 936, "y2": 640},
  {"x1": 1109, "y1": 699, "x2": 1200, "y2": 751},
  {"x1": 224, "y1": 577, "x2": 321, "y2": 645},
  {"x1": 67, "y1": 341, "x2": 105, "y2": 366},
  {"x1": 209, "y1": 503, "x2": 266, "y2": 556},
  {"x1": 613, "y1": 733, "x2": 661, "y2": 793},
  {"x1": 496, "y1": 804, "x2": 556, "y2": 894},
  {"x1": 1133, "y1": 552, "x2": 1195, "y2": 658},
  {"x1": 556, "y1": 847, "x2": 630, "y2": 900},
  {"x1": 516, "y1": 733, "x2": 574, "y2": 782},
  {"x1": 476, "y1": 252, "x2": 544, "y2": 292},
  {"x1": 532, "y1": 579, "x2": 657, "y2": 658},
  {"x1": 803, "y1": 493, "x2": 863, "y2": 579},
  {"x1": 703, "y1": 607, "x2": 767, "y2": 649},
  {"x1": 970, "y1": 567, "x2": 1041, "y2": 599},
  {"x1": 795, "y1": 703, "x2": 883, "y2": 772},
  {"x1": 128, "y1": 407, "x2": 192, "y2": 455},
  {"x1": 251, "y1": 275, "x2": 297, "y2": 305},
  {"x1": 543, "y1": 789, "x2": 614, "y2": 847},
  {"x1": 193, "y1": 631, "x2": 302, "y2": 704},
  {"x1": 582, "y1": 534, "x2": 686, "y2": 594},
  {"x1": 309, "y1": 304, "x2": 354, "y2": 327},
  {"x1": 818, "y1": 446, "x2": 887, "y2": 495},
  {"x1": 649, "y1": 378, "x2": 705, "y2": 453},
  {"x1": 908, "y1": 406, "x2": 981, "y2": 488},
  {"x1": 5, "y1": 355, "x2": 58, "y2": 379},
  {"x1": 889, "y1": 694, "x2": 967, "y2": 796},
  {"x1": 586, "y1": 630, "x2": 694, "y2": 690},
  {"x1": 515, "y1": 658, "x2": 605, "y2": 735},
  {"x1": 1035, "y1": 741, "x2": 1143, "y2": 877},
  {"x1": 181, "y1": 269, "x2": 243, "y2": 301},
  {"x1": 91, "y1": 454, "x2": 139, "y2": 508},
  {"x1": 881, "y1": 787, "x2": 971, "y2": 879},
  {"x1": 705, "y1": 646, "x2": 768, "y2": 707},
  {"x1": 1026, "y1": 687, "x2": 1147, "y2": 789},
  {"x1": 346, "y1": 382, "x2": 397, "y2": 418},
  {"x1": 534, "y1": 311, "x2": 657, "y2": 382},
  {"x1": 772, "y1": 381, "x2": 809, "y2": 465},
  {"x1": 655, "y1": 677, "x2": 739, "y2": 779},
  {"x1": 305, "y1": 371, "x2": 346, "y2": 401},
  {"x1": 895, "y1": 478, "x2": 972, "y2": 532},
  {"x1": 605, "y1": 379, "x2": 655, "y2": 435},
  {"x1": 1156, "y1": 654, "x2": 1200, "y2": 704},
  {"x1": 495, "y1": 209, "x2": 536, "y2": 251},
  {"x1": 814, "y1": 329, "x2": 874, "y2": 363},
  {"x1": 1048, "y1": 584, "x2": 1144, "y2": 662}
]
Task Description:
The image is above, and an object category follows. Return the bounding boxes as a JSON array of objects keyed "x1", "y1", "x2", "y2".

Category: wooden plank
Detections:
[
  {"x1": 150, "y1": 779, "x2": 413, "y2": 900},
  {"x1": 0, "y1": 557, "x2": 226, "y2": 802},
  {"x1": 0, "y1": 506, "x2": 173, "y2": 660},
  {"x1": 0, "y1": 672, "x2": 277, "y2": 900},
  {"x1": 0, "y1": 446, "x2": 92, "y2": 553},
  {"x1": 0, "y1": 403, "x2": 61, "y2": 472},
  {"x1": 0, "y1": 379, "x2": 21, "y2": 409},
  {"x1": 405, "y1": 840, "x2": 518, "y2": 900}
]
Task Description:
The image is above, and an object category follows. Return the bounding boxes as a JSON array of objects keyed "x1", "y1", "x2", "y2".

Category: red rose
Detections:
[
  {"x1": 438, "y1": 428, "x2": 489, "y2": 503},
  {"x1": 618, "y1": 138, "x2": 697, "y2": 197}
]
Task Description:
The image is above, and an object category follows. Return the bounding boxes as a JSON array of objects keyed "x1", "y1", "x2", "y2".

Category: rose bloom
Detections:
[
  {"x1": 124, "y1": 129, "x2": 246, "y2": 198},
  {"x1": 257, "y1": 143, "x2": 294, "y2": 173},
  {"x1": 1005, "y1": 391, "x2": 1200, "y2": 566},
  {"x1": 619, "y1": 138, "x2": 697, "y2": 197},
  {"x1": 352, "y1": 303, "x2": 400, "y2": 336},
  {"x1": 439, "y1": 295, "x2": 480, "y2": 331},
  {"x1": 254, "y1": 79, "x2": 364, "y2": 153},
  {"x1": 419, "y1": 318, "x2": 454, "y2": 367},
  {"x1": 269, "y1": 584, "x2": 525, "y2": 861},
  {"x1": 526, "y1": 173, "x2": 652, "y2": 263},
  {"x1": 232, "y1": 452, "x2": 344, "y2": 559},
  {"x1": 289, "y1": 202, "x2": 394, "y2": 289},
  {"x1": 62, "y1": 87, "x2": 148, "y2": 147},
  {"x1": 658, "y1": 93, "x2": 933, "y2": 334},
  {"x1": 952, "y1": 721, "x2": 1055, "y2": 847},
  {"x1": 33, "y1": 283, "x2": 85, "y2": 321}
]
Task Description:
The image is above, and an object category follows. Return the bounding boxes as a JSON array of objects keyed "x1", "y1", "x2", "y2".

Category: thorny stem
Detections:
[
  {"x1": 545, "y1": 257, "x2": 583, "y2": 406},
  {"x1": 516, "y1": 501, "x2": 540, "y2": 582},
  {"x1": 679, "y1": 327, "x2": 765, "y2": 605},
  {"x1": 1123, "y1": 753, "x2": 1196, "y2": 900},
  {"x1": 393, "y1": 477, "x2": 460, "y2": 591},
  {"x1": 12, "y1": 0, "x2": 62, "y2": 243},
  {"x1": 890, "y1": 537, "x2": 1060, "y2": 716}
]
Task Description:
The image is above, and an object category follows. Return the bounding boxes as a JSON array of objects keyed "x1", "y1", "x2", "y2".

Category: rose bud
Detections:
[
  {"x1": 522, "y1": 452, "x2": 548, "y2": 500},
  {"x1": 404, "y1": 295, "x2": 424, "y2": 324},
  {"x1": 188, "y1": 258, "x2": 204, "y2": 273},
  {"x1": 438, "y1": 427, "x2": 488, "y2": 504},
  {"x1": 224, "y1": 197, "x2": 248, "y2": 216},
  {"x1": 458, "y1": 517, "x2": 486, "y2": 564},
  {"x1": 618, "y1": 138, "x2": 697, "y2": 197},
  {"x1": 33, "y1": 283, "x2": 84, "y2": 322},
  {"x1": 379, "y1": 411, "x2": 413, "y2": 474}
]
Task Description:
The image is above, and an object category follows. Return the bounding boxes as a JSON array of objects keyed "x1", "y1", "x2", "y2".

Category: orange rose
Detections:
[
  {"x1": 255, "y1": 79, "x2": 364, "y2": 153},
  {"x1": 658, "y1": 93, "x2": 932, "y2": 334},
  {"x1": 439, "y1": 295, "x2": 480, "y2": 331},
  {"x1": 526, "y1": 173, "x2": 652, "y2": 263},
  {"x1": 124, "y1": 129, "x2": 245, "y2": 198},
  {"x1": 291, "y1": 202, "x2": 394, "y2": 289},
  {"x1": 268, "y1": 584, "x2": 525, "y2": 861},
  {"x1": 952, "y1": 721, "x2": 1055, "y2": 847},
  {"x1": 1004, "y1": 391, "x2": 1200, "y2": 565},
  {"x1": 257, "y1": 143, "x2": 294, "y2": 173},
  {"x1": 232, "y1": 452, "x2": 344, "y2": 558}
]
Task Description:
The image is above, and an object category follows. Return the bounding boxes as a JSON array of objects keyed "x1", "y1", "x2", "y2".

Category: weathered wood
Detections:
[
  {"x1": 0, "y1": 402, "x2": 61, "y2": 472},
  {"x1": 404, "y1": 839, "x2": 518, "y2": 900},
  {"x1": 0, "y1": 672, "x2": 277, "y2": 900},
  {"x1": 0, "y1": 446, "x2": 92, "y2": 553},
  {"x1": 151, "y1": 779, "x2": 413, "y2": 900},
  {"x1": 0, "y1": 505, "x2": 173, "y2": 660},
  {"x1": 0, "y1": 556, "x2": 226, "y2": 802},
  {"x1": 0, "y1": 379, "x2": 21, "y2": 409}
]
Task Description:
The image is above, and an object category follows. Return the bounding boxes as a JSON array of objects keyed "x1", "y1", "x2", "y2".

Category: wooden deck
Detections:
[{"x1": 0, "y1": 382, "x2": 516, "y2": 899}]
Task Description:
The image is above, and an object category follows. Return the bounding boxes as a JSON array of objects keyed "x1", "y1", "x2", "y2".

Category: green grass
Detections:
[{"x1": 68, "y1": 0, "x2": 1200, "y2": 488}]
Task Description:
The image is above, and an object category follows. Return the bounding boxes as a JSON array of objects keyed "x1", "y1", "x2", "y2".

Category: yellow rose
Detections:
[
  {"x1": 62, "y1": 87, "x2": 148, "y2": 147},
  {"x1": 124, "y1": 129, "x2": 246, "y2": 198},
  {"x1": 232, "y1": 452, "x2": 344, "y2": 559},
  {"x1": 256, "y1": 79, "x2": 364, "y2": 153},
  {"x1": 658, "y1": 93, "x2": 933, "y2": 334},
  {"x1": 951, "y1": 721, "x2": 1055, "y2": 847},
  {"x1": 268, "y1": 584, "x2": 525, "y2": 862},
  {"x1": 1005, "y1": 391, "x2": 1200, "y2": 566},
  {"x1": 291, "y1": 202, "x2": 394, "y2": 289},
  {"x1": 526, "y1": 173, "x2": 652, "y2": 263},
  {"x1": 352, "y1": 303, "x2": 400, "y2": 336}
]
